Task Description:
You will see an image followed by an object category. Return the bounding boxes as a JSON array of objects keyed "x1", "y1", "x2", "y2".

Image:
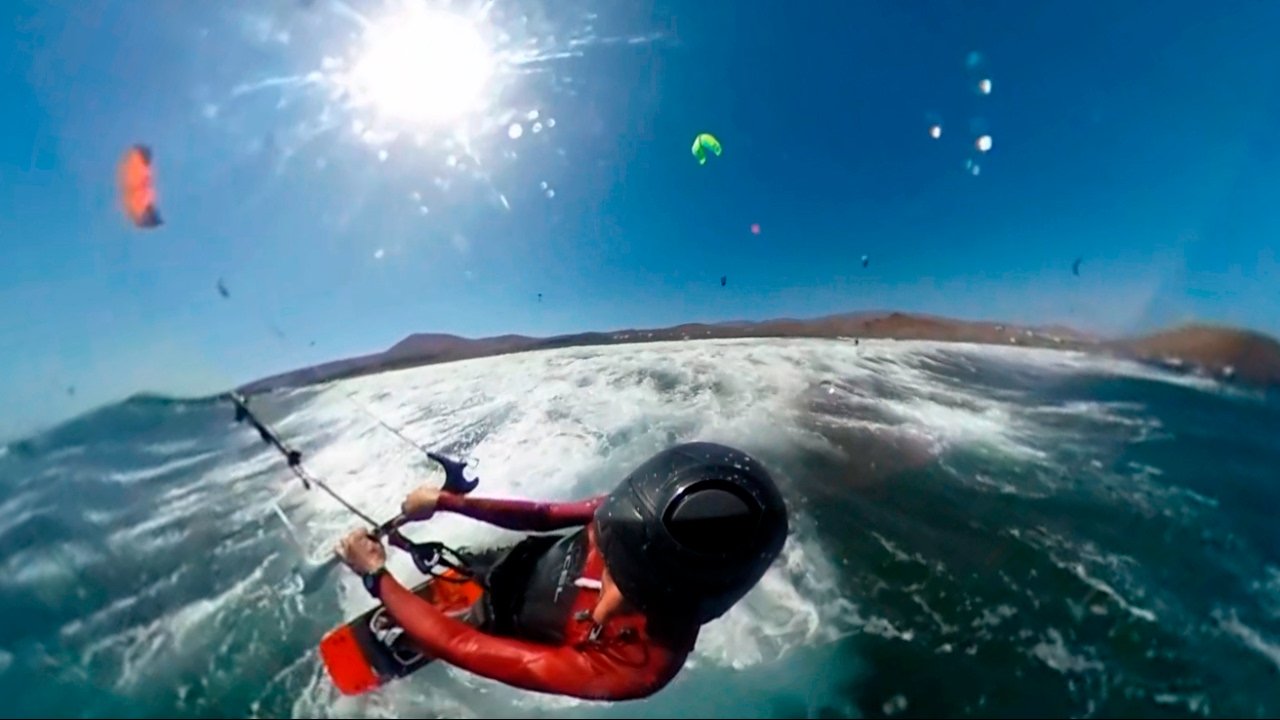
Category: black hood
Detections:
[{"x1": 594, "y1": 442, "x2": 789, "y2": 625}]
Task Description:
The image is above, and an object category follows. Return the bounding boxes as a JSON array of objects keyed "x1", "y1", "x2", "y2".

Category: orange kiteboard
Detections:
[{"x1": 319, "y1": 569, "x2": 485, "y2": 696}]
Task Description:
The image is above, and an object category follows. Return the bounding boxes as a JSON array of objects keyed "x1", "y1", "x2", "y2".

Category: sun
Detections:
[{"x1": 347, "y1": 6, "x2": 495, "y2": 127}]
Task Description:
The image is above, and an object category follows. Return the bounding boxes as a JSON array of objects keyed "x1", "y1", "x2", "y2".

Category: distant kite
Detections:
[
  {"x1": 217, "y1": 278, "x2": 230, "y2": 299},
  {"x1": 861, "y1": 254, "x2": 869, "y2": 268},
  {"x1": 720, "y1": 275, "x2": 727, "y2": 287},
  {"x1": 691, "y1": 133, "x2": 722, "y2": 165},
  {"x1": 118, "y1": 144, "x2": 163, "y2": 228},
  {"x1": 537, "y1": 292, "x2": 543, "y2": 302},
  {"x1": 1072, "y1": 257, "x2": 1082, "y2": 276}
]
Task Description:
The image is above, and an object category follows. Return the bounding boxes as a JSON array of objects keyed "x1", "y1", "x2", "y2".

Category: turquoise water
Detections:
[{"x1": 1, "y1": 339, "x2": 1277, "y2": 718}]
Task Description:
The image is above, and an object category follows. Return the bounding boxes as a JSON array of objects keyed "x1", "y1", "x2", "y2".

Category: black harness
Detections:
[{"x1": 465, "y1": 528, "x2": 590, "y2": 643}]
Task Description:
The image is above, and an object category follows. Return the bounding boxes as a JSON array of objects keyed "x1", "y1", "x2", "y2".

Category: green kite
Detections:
[{"x1": 691, "y1": 132, "x2": 722, "y2": 165}]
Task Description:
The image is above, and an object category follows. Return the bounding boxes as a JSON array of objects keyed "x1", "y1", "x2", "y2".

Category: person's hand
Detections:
[
  {"x1": 334, "y1": 528, "x2": 386, "y2": 575},
  {"x1": 402, "y1": 485, "x2": 441, "y2": 521}
]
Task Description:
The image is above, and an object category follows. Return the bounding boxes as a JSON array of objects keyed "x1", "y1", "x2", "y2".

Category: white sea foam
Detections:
[
  {"x1": 77, "y1": 557, "x2": 275, "y2": 691},
  {"x1": 1215, "y1": 609, "x2": 1280, "y2": 673},
  {"x1": 1030, "y1": 628, "x2": 1103, "y2": 674},
  {"x1": 104, "y1": 451, "x2": 220, "y2": 486},
  {"x1": 1009, "y1": 526, "x2": 1156, "y2": 623},
  {"x1": 140, "y1": 439, "x2": 204, "y2": 457}
]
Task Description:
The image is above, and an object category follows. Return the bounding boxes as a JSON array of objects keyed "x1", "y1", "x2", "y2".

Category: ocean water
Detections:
[{"x1": 1, "y1": 338, "x2": 1278, "y2": 718}]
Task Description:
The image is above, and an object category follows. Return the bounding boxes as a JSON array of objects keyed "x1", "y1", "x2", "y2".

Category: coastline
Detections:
[{"x1": 236, "y1": 311, "x2": 1280, "y2": 395}]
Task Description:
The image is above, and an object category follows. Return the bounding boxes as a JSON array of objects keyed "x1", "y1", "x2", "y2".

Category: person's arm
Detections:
[
  {"x1": 435, "y1": 493, "x2": 605, "y2": 532},
  {"x1": 378, "y1": 573, "x2": 680, "y2": 700}
]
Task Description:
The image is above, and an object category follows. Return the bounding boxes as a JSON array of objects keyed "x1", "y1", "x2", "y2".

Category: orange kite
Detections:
[{"x1": 118, "y1": 144, "x2": 163, "y2": 228}]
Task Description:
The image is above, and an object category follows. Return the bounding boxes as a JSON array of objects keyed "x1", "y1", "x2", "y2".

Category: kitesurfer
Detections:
[{"x1": 334, "y1": 441, "x2": 789, "y2": 701}]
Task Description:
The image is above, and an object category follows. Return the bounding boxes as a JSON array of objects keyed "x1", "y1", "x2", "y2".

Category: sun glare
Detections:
[
  {"x1": 227, "y1": 0, "x2": 664, "y2": 217},
  {"x1": 348, "y1": 7, "x2": 494, "y2": 126}
]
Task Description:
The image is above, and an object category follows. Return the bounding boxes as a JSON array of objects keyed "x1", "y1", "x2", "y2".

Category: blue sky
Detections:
[{"x1": 3, "y1": 0, "x2": 1280, "y2": 438}]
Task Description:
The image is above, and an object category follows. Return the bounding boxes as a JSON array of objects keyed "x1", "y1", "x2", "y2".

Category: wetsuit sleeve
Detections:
[
  {"x1": 379, "y1": 573, "x2": 681, "y2": 701},
  {"x1": 435, "y1": 493, "x2": 605, "y2": 532}
]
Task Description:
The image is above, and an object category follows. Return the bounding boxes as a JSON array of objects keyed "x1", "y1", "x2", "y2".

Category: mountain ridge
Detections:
[{"x1": 235, "y1": 311, "x2": 1280, "y2": 395}]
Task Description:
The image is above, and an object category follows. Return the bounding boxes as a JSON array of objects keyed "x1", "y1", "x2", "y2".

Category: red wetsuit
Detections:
[{"x1": 374, "y1": 493, "x2": 698, "y2": 701}]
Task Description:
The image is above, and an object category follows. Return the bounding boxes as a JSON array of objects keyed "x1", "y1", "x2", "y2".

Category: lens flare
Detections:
[{"x1": 345, "y1": 7, "x2": 494, "y2": 127}]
